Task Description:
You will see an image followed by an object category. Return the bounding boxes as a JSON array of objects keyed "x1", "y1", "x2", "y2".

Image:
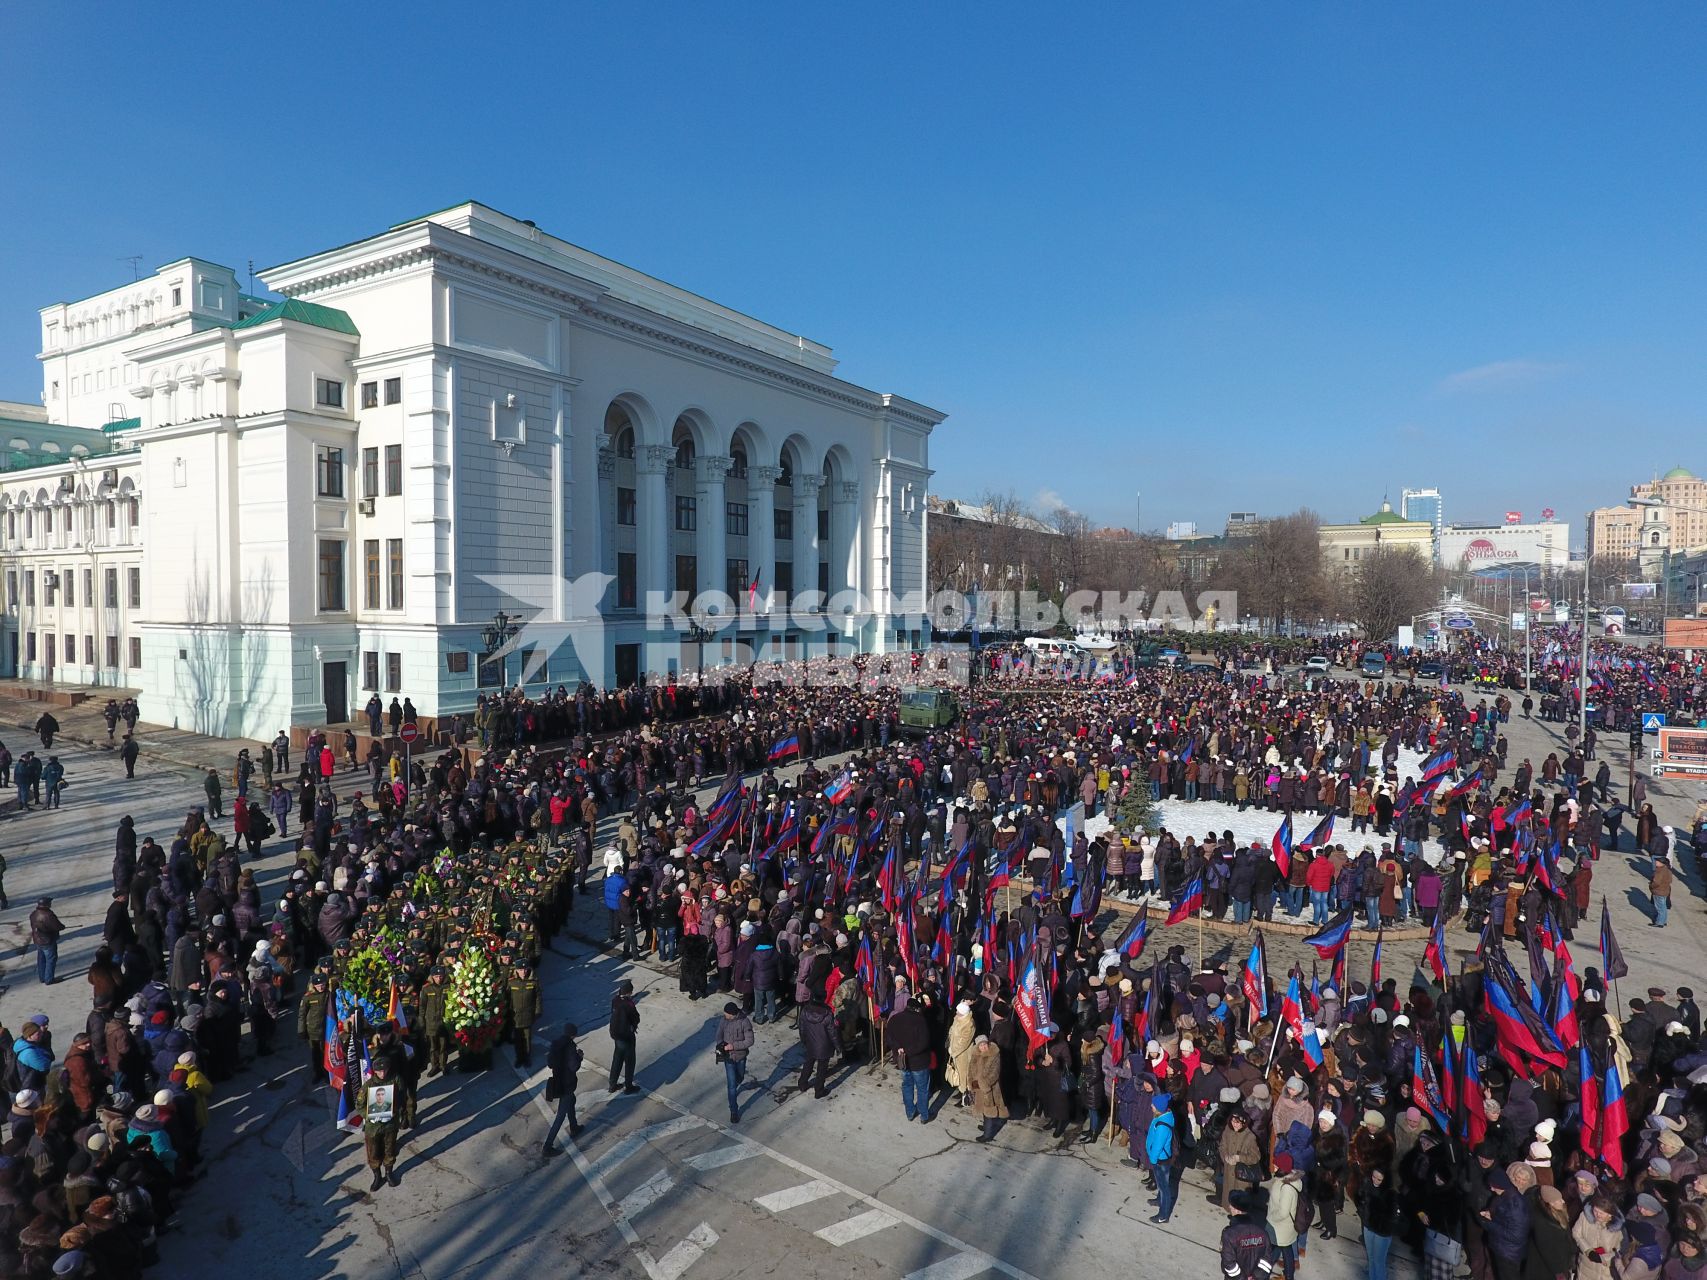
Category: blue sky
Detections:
[{"x1": 3, "y1": 5, "x2": 1703, "y2": 534}]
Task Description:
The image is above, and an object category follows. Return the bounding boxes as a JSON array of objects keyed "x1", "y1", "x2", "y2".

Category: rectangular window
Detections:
[
  {"x1": 446, "y1": 651, "x2": 469, "y2": 675},
  {"x1": 384, "y1": 377, "x2": 401, "y2": 406},
  {"x1": 363, "y1": 651, "x2": 379, "y2": 690},
  {"x1": 43, "y1": 573, "x2": 55, "y2": 607},
  {"x1": 5, "y1": 572, "x2": 14, "y2": 608},
  {"x1": 817, "y1": 508, "x2": 830, "y2": 542},
  {"x1": 128, "y1": 636, "x2": 141, "y2": 668},
  {"x1": 360, "y1": 381, "x2": 379, "y2": 409},
  {"x1": 106, "y1": 567, "x2": 119, "y2": 608},
  {"x1": 25, "y1": 632, "x2": 35, "y2": 662},
  {"x1": 127, "y1": 567, "x2": 140, "y2": 609},
  {"x1": 774, "y1": 561, "x2": 793, "y2": 598},
  {"x1": 616, "y1": 487, "x2": 637, "y2": 526},
  {"x1": 316, "y1": 445, "x2": 345, "y2": 498},
  {"x1": 675, "y1": 554, "x2": 697, "y2": 596},
  {"x1": 106, "y1": 503, "x2": 115, "y2": 528},
  {"x1": 725, "y1": 502, "x2": 749, "y2": 537},
  {"x1": 318, "y1": 539, "x2": 346, "y2": 611},
  {"x1": 616, "y1": 552, "x2": 637, "y2": 610},
  {"x1": 362, "y1": 447, "x2": 379, "y2": 497},
  {"x1": 171, "y1": 286, "x2": 182, "y2": 307},
  {"x1": 82, "y1": 569, "x2": 92, "y2": 602},
  {"x1": 62, "y1": 569, "x2": 74, "y2": 607},
  {"x1": 64, "y1": 634, "x2": 74, "y2": 663},
  {"x1": 364, "y1": 539, "x2": 381, "y2": 609},
  {"x1": 106, "y1": 636, "x2": 119, "y2": 667},
  {"x1": 384, "y1": 444, "x2": 402, "y2": 495},
  {"x1": 774, "y1": 508, "x2": 793, "y2": 541},
  {"x1": 726, "y1": 558, "x2": 749, "y2": 601},
  {"x1": 386, "y1": 653, "x2": 402, "y2": 691},
  {"x1": 23, "y1": 571, "x2": 34, "y2": 606},
  {"x1": 315, "y1": 377, "x2": 344, "y2": 409},
  {"x1": 84, "y1": 634, "x2": 93, "y2": 664},
  {"x1": 387, "y1": 538, "x2": 403, "y2": 609},
  {"x1": 674, "y1": 495, "x2": 696, "y2": 532}
]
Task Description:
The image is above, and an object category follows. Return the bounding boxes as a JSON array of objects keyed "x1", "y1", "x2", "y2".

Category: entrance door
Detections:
[
  {"x1": 44, "y1": 633, "x2": 55, "y2": 681},
  {"x1": 614, "y1": 643, "x2": 639, "y2": 689},
  {"x1": 323, "y1": 661, "x2": 348, "y2": 724}
]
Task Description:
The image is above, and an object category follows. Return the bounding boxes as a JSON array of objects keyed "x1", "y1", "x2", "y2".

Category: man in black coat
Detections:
[
  {"x1": 609, "y1": 979, "x2": 640, "y2": 1094},
  {"x1": 796, "y1": 997, "x2": 837, "y2": 1100}
]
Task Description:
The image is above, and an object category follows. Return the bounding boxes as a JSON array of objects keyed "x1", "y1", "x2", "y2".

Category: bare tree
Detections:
[
  {"x1": 1221, "y1": 509, "x2": 1326, "y2": 630},
  {"x1": 1048, "y1": 506, "x2": 1094, "y2": 598},
  {"x1": 1342, "y1": 545, "x2": 1440, "y2": 644}
]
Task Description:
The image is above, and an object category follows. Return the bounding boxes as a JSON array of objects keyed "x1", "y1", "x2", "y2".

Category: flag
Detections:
[
  {"x1": 1070, "y1": 860, "x2": 1103, "y2": 921},
  {"x1": 324, "y1": 1007, "x2": 345, "y2": 1090},
  {"x1": 1601, "y1": 1059, "x2": 1629, "y2": 1176},
  {"x1": 1446, "y1": 769, "x2": 1483, "y2": 801},
  {"x1": 764, "y1": 805, "x2": 801, "y2": 859},
  {"x1": 1279, "y1": 971, "x2": 1305, "y2": 1037},
  {"x1": 1461, "y1": 1038, "x2": 1488, "y2": 1147},
  {"x1": 1271, "y1": 815, "x2": 1293, "y2": 879},
  {"x1": 335, "y1": 1016, "x2": 368, "y2": 1133},
  {"x1": 688, "y1": 802, "x2": 738, "y2": 857},
  {"x1": 1578, "y1": 1043, "x2": 1600, "y2": 1157},
  {"x1": 386, "y1": 977, "x2": 409, "y2": 1032},
  {"x1": 1413, "y1": 1042, "x2": 1451, "y2": 1132},
  {"x1": 855, "y1": 933, "x2": 876, "y2": 996},
  {"x1": 1551, "y1": 948, "x2": 1581, "y2": 1050},
  {"x1": 1109, "y1": 1009, "x2": 1127, "y2": 1067},
  {"x1": 1599, "y1": 899, "x2": 1628, "y2": 981},
  {"x1": 1440, "y1": 1021, "x2": 1459, "y2": 1117},
  {"x1": 876, "y1": 842, "x2": 904, "y2": 912},
  {"x1": 748, "y1": 570, "x2": 761, "y2": 611},
  {"x1": 812, "y1": 812, "x2": 854, "y2": 857},
  {"x1": 1370, "y1": 929, "x2": 1384, "y2": 990},
  {"x1": 1303, "y1": 910, "x2": 1354, "y2": 960},
  {"x1": 1179, "y1": 737, "x2": 1194, "y2": 764},
  {"x1": 1484, "y1": 949, "x2": 1567, "y2": 1076},
  {"x1": 1299, "y1": 1019, "x2": 1325, "y2": 1070},
  {"x1": 768, "y1": 734, "x2": 800, "y2": 762},
  {"x1": 1014, "y1": 957, "x2": 1051, "y2": 1051},
  {"x1": 1422, "y1": 748, "x2": 1456, "y2": 782},
  {"x1": 1166, "y1": 875, "x2": 1204, "y2": 926},
  {"x1": 1296, "y1": 812, "x2": 1335, "y2": 854},
  {"x1": 1425, "y1": 909, "x2": 1451, "y2": 984},
  {"x1": 823, "y1": 769, "x2": 856, "y2": 805},
  {"x1": 1113, "y1": 912, "x2": 1149, "y2": 961},
  {"x1": 1241, "y1": 933, "x2": 1269, "y2": 1020}
]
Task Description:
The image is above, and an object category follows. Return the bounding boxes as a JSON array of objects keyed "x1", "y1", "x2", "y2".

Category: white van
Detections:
[{"x1": 1023, "y1": 636, "x2": 1086, "y2": 660}]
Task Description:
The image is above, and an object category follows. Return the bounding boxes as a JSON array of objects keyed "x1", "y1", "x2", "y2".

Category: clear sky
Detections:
[{"x1": 3, "y1": 4, "x2": 1703, "y2": 534}]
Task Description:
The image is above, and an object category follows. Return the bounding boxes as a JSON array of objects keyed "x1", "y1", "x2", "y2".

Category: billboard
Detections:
[
  {"x1": 1655, "y1": 726, "x2": 1707, "y2": 778},
  {"x1": 1504, "y1": 511, "x2": 1522, "y2": 524},
  {"x1": 1665, "y1": 619, "x2": 1707, "y2": 649},
  {"x1": 1440, "y1": 522, "x2": 1570, "y2": 569},
  {"x1": 1622, "y1": 582, "x2": 1658, "y2": 600}
]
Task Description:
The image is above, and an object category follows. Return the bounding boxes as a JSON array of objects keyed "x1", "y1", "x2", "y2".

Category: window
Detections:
[
  {"x1": 82, "y1": 569, "x2": 91, "y2": 602},
  {"x1": 728, "y1": 449, "x2": 747, "y2": 479},
  {"x1": 106, "y1": 636, "x2": 119, "y2": 667},
  {"x1": 61, "y1": 508, "x2": 71, "y2": 533},
  {"x1": 674, "y1": 554, "x2": 698, "y2": 595},
  {"x1": 363, "y1": 651, "x2": 379, "y2": 690},
  {"x1": 726, "y1": 502, "x2": 749, "y2": 537},
  {"x1": 129, "y1": 636, "x2": 141, "y2": 668},
  {"x1": 386, "y1": 653, "x2": 402, "y2": 691},
  {"x1": 774, "y1": 508, "x2": 793, "y2": 541},
  {"x1": 364, "y1": 539, "x2": 381, "y2": 609},
  {"x1": 317, "y1": 539, "x2": 346, "y2": 611},
  {"x1": 43, "y1": 573, "x2": 55, "y2": 607},
  {"x1": 62, "y1": 569, "x2": 74, "y2": 607},
  {"x1": 105, "y1": 568, "x2": 119, "y2": 608},
  {"x1": 127, "y1": 567, "x2": 140, "y2": 609},
  {"x1": 616, "y1": 552, "x2": 637, "y2": 610},
  {"x1": 384, "y1": 444, "x2": 402, "y2": 495},
  {"x1": 171, "y1": 286, "x2": 182, "y2": 307},
  {"x1": 64, "y1": 635, "x2": 74, "y2": 663},
  {"x1": 83, "y1": 635, "x2": 93, "y2": 665},
  {"x1": 127, "y1": 497, "x2": 139, "y2": 527},
  {"x1": 4, "y1": 572, "x2": 13, "y2": 607},
  {"x1": 446, "y1": 651, "x2": 469, "y2": 675},
  {"x1": 316, "y1": 445, "x2": 345, "y2": 497},
  {"x1": 387, "y1": 538, "x2": 404, "y2": 609},
  {"x1": 106, "y1": 502, "x2": 115, "y2": 528},
  {"x1": 360, "y1": 381, "x2": 379, "y2": 409},
  {"x1": 726, "y1": 558, "x2": 749, "y2": 601},
  {"x1": 818, "y1": 508, "x2": 830, "y2": 542},
  {"x1": 25, "y1": 633, "x2": 35, "y2": 662},
  {"x1": 362, "y1": 447, "x2": 379, "y2": 497},
  {"x1": 315, "y1": 377, "x2": 344, "y2": 409},
  {"x1": 616, "y1": 487, "x2": 636, "y2": 526},
  {"x1": 23, "y1": 571, "x2": 34, "y2": 606},
  {"x1": 674, "y1": 495, "x2": 697, "y2": 532},
  {"x1": 774, "y1": 561, "x2": 793, "y2": 598},
  {"x1": 384, "y1": 377, "x2": 401, "y2": 406}
]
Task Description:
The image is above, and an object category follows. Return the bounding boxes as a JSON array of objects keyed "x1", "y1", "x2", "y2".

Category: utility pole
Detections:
[{"x1": 1578, "y1": 511, "x2": 1591, "y2": 748}]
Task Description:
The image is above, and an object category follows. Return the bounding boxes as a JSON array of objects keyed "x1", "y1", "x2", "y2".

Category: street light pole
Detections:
[{"x1": 1578, "y1": 512, "x2": 1591, "y2": 748}]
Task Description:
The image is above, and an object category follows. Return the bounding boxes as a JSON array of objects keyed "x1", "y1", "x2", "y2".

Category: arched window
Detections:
[
  {"x1": 729, "y1": 443, "x2": 748, "y2": 478},
  {"x1": 674, "y1": 437, "x2": 695, "y2": 470},
  {"x1": 614, "y1": 427, "x2": 635, "y2": 459}
]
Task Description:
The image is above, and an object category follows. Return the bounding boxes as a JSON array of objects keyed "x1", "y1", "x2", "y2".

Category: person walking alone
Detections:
[
  {"x1": 542, "y1": 1023, "x2": 585, "y2": 1156},
  {"x1": 716, "y1": 1002, "x2": 754, "y2": 1122},
  {"x1": 796, "y1": 994, "x2": 836, "y2": 1101},
  {"x1": 609, "y1": 979, "x2": 640, "y2": 1095}
]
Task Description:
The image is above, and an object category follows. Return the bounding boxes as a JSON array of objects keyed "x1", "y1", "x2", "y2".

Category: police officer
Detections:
[{"x1": 508, "y1": 960, "x2": 542, "y2": 1068}]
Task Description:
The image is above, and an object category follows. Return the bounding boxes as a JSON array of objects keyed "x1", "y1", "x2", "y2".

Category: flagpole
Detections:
[{"x1": 1196, "y1": 905, "x2": 1204, "y2": 973}]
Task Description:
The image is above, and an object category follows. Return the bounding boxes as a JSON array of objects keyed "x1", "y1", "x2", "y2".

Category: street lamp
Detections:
[
  {"x1": 480, "y1": 610, "x2": 521, "y2": 685},
  {"x1": 686, "y1": 620, "x2": 712, "y2": 679}
]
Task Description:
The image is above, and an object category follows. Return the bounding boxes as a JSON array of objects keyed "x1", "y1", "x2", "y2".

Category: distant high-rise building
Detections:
[
  {"x1": 1225, "y1": 511, "x2": 1262, "y2": 537},
  {"x1": 1165, "y1": 521, "x2": 1199, "y2": 540},
  {"x1": 1401, "y1": 488, "x2": 1443, "y2": 561}
]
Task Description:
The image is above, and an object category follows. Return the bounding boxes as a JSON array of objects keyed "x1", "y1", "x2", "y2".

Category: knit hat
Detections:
[
  {"x1": 1534, "y1": 1119, "x2": 1557, "y2": 1143},
  {"x1": 1318, "y1": 1109, "x2": 1337, "y2": 1127},
  {"x1": 1219, "y1": 1087, "x2": 1242, "y2": 1104},
  {"x1": 152, "y1": 1090, "x2": 172, "y2": 1107}
]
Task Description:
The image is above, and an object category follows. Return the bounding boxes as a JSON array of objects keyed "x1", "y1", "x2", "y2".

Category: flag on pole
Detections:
[
  {"x1": 823, "y1": 769, "x2": 856, "y2": 805},
  {"x1": 1461, "y1": 1038, "x2": 1488, "y2": 1146},
  {"x1": 1113, "y1": 912, "x2": 1149, "y2": 961},
  {"x1": 1601, "y1": 1059, "x2": 1629, "y2": 1176},
  {"x1": 1425, "y1": 908, "x2": 1451, "y2": 984},
  {"x1": 1413, "y1": 1042, "x2": 1451, "y2": 1132},
  {"x1": 768, "y1": 734, "x2": 800, "y2": 762},
  {"x1": 1241, "y1": 933, "x2": 1269, "y2": 1020},
  {"x1": 1166, "y1": 876, "x2": 1204, "y2": 926},
  {"x1": 1271, "y1": 815, "x2": 1293, "y2": 879},
  {"x1": 1578, "y1": 1043, "x2": 1601, "y2": 1156},
  {"x1": 1303, "y1": 910, "x2": 1354, "y2": 960},
  {"x1": 1295, "y1": 812, "x2": 1335, "y2": 854},
  {"x1": 1599, "y1": 899, "x2": 1628, "y2": 981},
  {"x1": 1370, "y1": 929, "x2": 1384, "y2": 990}
]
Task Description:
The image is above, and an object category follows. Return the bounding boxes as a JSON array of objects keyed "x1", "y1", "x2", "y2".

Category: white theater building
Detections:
[{"x1": 3, "y1": 203, "x2": 942, "y2": 736}]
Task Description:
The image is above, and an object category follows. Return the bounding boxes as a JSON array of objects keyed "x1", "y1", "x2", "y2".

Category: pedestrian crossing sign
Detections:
[{"x1": 1642, "y1": 712, "x2": 1667, "y2": 732}]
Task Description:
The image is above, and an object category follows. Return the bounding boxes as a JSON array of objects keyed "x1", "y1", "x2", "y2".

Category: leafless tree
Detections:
[
  {"x1": 1220, "y1": 509, "x2": 1326, "y2": 630},
  {"x1": 1340, "y1": 545, "x2": 1441, "y2": 644}
]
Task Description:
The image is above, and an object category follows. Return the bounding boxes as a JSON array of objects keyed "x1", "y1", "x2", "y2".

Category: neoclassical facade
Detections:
[{"x1": 8, "y1": 203, "x2": 942, "y2": 735}]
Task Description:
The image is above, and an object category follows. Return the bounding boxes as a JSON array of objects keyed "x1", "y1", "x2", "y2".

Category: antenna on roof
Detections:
[
  {"x1": 248, "y1": 259, "x2": 256, "y2": 295},
  {"x1": 119, "y1": 255, "x2": 143, "y2": 281}
]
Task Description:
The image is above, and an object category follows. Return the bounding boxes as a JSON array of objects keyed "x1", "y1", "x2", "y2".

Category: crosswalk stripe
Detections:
[
  {"x1": 613, "y1": 1168, "x2": 674, "y2": 1222},
  {"x1": 813, "y1": 1208, "x2": 900, "y2": 1246},
  {"x1": 644, "y1": 1222, "x2": 719, "y2": 1280},
  {"x1": 753, "y1": 1179, "x2": 840, "y2": 1213},
  {"x1": 585, "y1": 1116, "x2": 706, "y2": 1184},
  {"x1": 903, "y1": 1252, "x2": 998, "y2": 1280},
  {"x1": 682, "y1": 1142, "x2": 762, "y2": 1171}
]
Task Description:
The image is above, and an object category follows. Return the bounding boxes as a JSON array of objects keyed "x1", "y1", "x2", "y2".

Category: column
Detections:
[
  {"x1": 637, "y1": 445, "x2": 672, "y2": 613},
  {"x1": 830, "y1": 481, "x2": 860, "y2": 600},
  {"x1": 793, "y1": 473, "x2": 822, "y2": 609},
  {"x1": 696, "y1": 454, "x2": 731, "y2": 603},
  {"x1": 748, "y1": 465, "x2": 779, "y2": 616}
]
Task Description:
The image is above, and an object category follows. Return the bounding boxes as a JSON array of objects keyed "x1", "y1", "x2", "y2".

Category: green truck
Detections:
[{"x1": 898, "y1": 686, "x2": 959, "y2": 732}]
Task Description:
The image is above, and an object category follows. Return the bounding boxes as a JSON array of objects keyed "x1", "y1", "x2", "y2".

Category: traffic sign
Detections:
[
  {"x1": 1642, "y1": 712, "x2": 1667, "y2": 734},
  {"x1": 398, "y1": 721, "x2": 420, "y2": 744}
]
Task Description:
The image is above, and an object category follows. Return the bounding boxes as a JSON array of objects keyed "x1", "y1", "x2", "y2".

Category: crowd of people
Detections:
[{"x1": 2, "y1": 628, "x2": 1704, "y2": 1280}]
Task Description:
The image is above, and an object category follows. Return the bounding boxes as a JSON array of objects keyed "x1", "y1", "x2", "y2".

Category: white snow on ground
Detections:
[{"x1": 1060, "y1": 745, "x2": 1451, "y2": 869}]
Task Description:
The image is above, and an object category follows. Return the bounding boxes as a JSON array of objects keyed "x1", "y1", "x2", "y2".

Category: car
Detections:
[
  {"x1": 1303, "y1": 655, "x2": 1331, "y2": 674},
  {"x1": 1360, "y1": 653, "x2": 1389, "y2": 678},
  {"x1": 1417, "y1": 660, "x2": 1445, "y2": 680},
  {"x1": 1186, "y1": 661, "x2": 1220, "y2": 675}
]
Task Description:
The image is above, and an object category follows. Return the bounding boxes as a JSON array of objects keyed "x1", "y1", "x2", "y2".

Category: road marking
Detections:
[
  {"x1": 584, "y1": 1116, "x2": 707, "y2": 1184},
  {"x1": 814, "y1": 1207, "x2": 899, "y2": 1246},
  {"x1": 651, "y1": 1223, "x2": 719, "y2": 1280},
  {"x1": 754, "y1": 1179, "x2": 840, "y2": 1213},
  {"x1": 903, "y1": 1252, "x2": 998, "y2": 1280},
  {"x1": 682, "y1": 1142, "x2": 762, "y2": 1171},
  {"x1": 614, "y1": 1168, "x2": 675, "y2": 1222}
]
